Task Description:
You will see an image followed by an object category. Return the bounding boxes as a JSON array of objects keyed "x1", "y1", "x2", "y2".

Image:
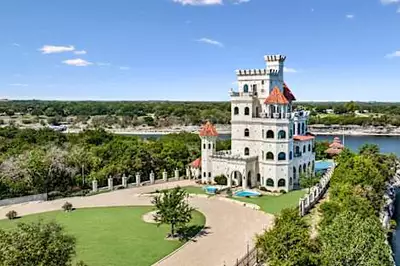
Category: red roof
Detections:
[
  {"x1": 264, "y1": 87, "x2": 289, "y2": 105},
  {"x1": 329, "y1": 142, "x2": 344, "y2": 149},
  {"x1": 283, "y1": 83, "x2": 296, "y2": 102},
  {"x1": 325, "y1": 147, "x2": 343, "y2": 155},
  {"x1": 199, "y1": 121, "x2": 218, "y2": 137},
  {"x1": 191, "y1": 158, "x2": 201, "y2": 168},
  {"x1": 294, "y1": 135, "x2": 315, "y2": 141}
]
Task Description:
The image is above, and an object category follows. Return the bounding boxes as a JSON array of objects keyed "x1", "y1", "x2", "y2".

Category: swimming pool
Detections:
[
  {"x1": 234, "y1": 190, "x2": 261, "y2": 197},
  {"x1": 204, "y1": 186, "x2": 218, "y2": 194},
  {"x1": 315, "y1": 160, "x2": 334, "y2": 173}
]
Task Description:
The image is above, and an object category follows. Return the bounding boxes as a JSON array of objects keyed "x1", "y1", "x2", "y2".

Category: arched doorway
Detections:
[
  {"x1": 247, "y1": 171, "x2": 252, "y2": 188},
  {"x1": 231, "y1": 171, "x2": 242, "y2": 187}
]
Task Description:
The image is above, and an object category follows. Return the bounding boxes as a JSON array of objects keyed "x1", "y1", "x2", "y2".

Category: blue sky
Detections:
[{"x1": 0, "y1": 0, "x2": 399, "y2": 101}]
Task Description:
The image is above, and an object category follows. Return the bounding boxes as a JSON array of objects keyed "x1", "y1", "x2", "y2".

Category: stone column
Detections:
[
  {"x1": 163, "y1": 170, "x2": 168, "y2": 182},
  {"x1": 186, "y1": 168, "x2": 191, "y2": 180},
  {"x1": 108, "y1": 177, "x2": 113, "y2": 191},
  {"x1": 136, "y1": 172, "x2": 141, "y2": 187},
  {"x1": 175, "y1": 169, "x2": 180, "y2": 180},
  {"x1": 92, "y1": 179, "x2": 98, "y2": 192},
  {"x1": 227, "y1": 176, "x2": 232, "y2": 188},
  {"x1": 122, "y1": 175, "x2": 128, "y2": 188},
  {"x1": 150, "y1": 171, "x2": 155, "y2": 184}
]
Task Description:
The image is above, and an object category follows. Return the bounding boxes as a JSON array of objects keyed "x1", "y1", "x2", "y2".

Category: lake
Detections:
[{"x1": 136, "y1": 133, "x2": 400, "y2": 156}]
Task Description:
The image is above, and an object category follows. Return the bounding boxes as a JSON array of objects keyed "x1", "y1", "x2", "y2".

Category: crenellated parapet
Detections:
[
  {"x1": 264, "y1": 54, "x2": 286, "y2": 62},
  {"x1": 235, "y1": 69, "x2": 267, "y2": 76}
]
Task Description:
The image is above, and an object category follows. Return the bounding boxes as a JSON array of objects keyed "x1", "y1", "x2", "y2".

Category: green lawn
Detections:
[
  {"x1": 234, "y1": 190, "x2": 306, "y2": 215},
  {"x1": 0, "y1": 206, "x2": 205, "y2": 266}
]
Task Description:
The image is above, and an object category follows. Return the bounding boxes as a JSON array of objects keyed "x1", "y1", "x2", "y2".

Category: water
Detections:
[
  {"x1": 234, "y1": 190, "x2": 261, "y2": 197},
  {"x1": 204, "y1": 186, "x2": 218, "y2": 194}
]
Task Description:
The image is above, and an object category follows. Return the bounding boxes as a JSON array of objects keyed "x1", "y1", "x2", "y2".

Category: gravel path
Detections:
[{"x1": 0, "y1": 180, "x2": 274, "y2": 266}]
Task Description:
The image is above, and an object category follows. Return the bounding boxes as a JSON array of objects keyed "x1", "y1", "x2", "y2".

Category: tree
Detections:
[
  {"x1": 256, "y1": 208, "x2": 319, "y2": 266},
  {"x1": 152, "y1": 186, "x2": 195, "y2": 237},
  {"x1": 299, "y1": 173, "x2": 320, "y2": 193},
  {"x1": 315, "y1": 141, "x2": 329, "y2": 160},
  {"x1": 319, "y1": 211, "x2": 393, "y2": 266},
  {"x1": 214, "y1": 175, "x2": 227, "y2": 185},
  {"x1": 0, "y1": 221, "x2": 76, "y2": 266},
  {"x1": 358, "y1": 143, "x2": 380, "y2": 157}
]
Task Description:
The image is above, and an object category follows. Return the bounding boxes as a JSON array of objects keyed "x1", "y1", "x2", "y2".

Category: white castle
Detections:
[{"x1": 194, "y1": 55, "x2": 316, "y2": 192}]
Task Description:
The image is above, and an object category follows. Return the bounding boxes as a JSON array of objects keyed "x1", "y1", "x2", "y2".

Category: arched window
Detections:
[
  {"x1": 243, "y1": 84, "x2": 249, "y2": 93},
  {"x1": 302, "y1": 123, "x2": 305, "y2": 134},
  {"x1": 293, "y1": 167, "x2": 297, "y2": 179},
  {"x1": 312, "y1": 160, "x2": 315, "y2": 171},
  {"x1": 244, "y1": 128, "x2": 250, "y2": 137},
  {"x1": 253, "y1": 84, "x2": 257, "y2": 92},
  {"x1": 203, "y1": 172, "x2": 206, "y2": 177},
  {"x1": 289, "y1": 178, "x2": 293, "y2": 186},
  {"x1": 244, "y1": 147, "x2": 250, "y2": 156},
  {"x1": 308, "y1": 161, "x2": 311, "y2": 170},
  {"x1": 266, "y1": 152, "x2": 274, "y2": 160},
  {"x1": 303, "y1": 145, "x2": 306, "y2": 153},
  {"x1": 289, "y1": 151, "x2": 293, "y2": 160},
  {"x1": 278, "y1": 179, "x2": 286, "y2": 187},
  {"x1": 297, "y1": 124, "x2": 300, "y2": 135},
  {"x1": 295, "y1": 146, "x2": 300, "y2": 154},
  {"x1": 292, "y1": 124, "x2": 295, "y2": 135},
  {"x1": 203, "y1": 144, "x2": 206, "y2": 149},
  {"x1": 308, "y1": 144, "x2": 311, "y2": 152},
  {"x1": 257, "y1": 173, "x2": 261, "y2": 183},
  {"x1": 278, "y1": 130, "x2": 286, "y2": 139},
  {"x1": 299, "y1": 165, "x2": 302, "y2": 174},
  {"x1": 266, "y1": 130, "x2": 274, "y2": 139},
  {"x1": 266, "y1": 178, "x2": 274, "y2": 186},
  {"x1": 244, "y1": 107, "x2": 250, "y2": 116},
  {"x1": 208, "y1": 172, "x2": 211, "y2": 177},
  {"x1": 303, "y1": 163, "x2": 306, "y2": 172},
  {"x1": 234, "y1": 107, "x2": 239, "y2": 115},
  {"x1": 208, "y1": 143, "x2": 211, "y2": 149},
  {"x1": 278, "y1": 152, "x2": 286, "y2": 161}
]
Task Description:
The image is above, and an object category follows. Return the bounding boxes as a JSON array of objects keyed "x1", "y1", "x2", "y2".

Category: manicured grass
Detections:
[
  {"x1": 0, "y1": 206, "x2": 205, "y2": 266},
  {"x1": 234, "y1": 190, "x2": 306, "y2": 215}
]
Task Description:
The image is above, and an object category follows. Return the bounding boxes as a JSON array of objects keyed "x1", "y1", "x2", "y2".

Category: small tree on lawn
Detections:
[
  {"x1": 152, "y1": 186, "x2": 195, "y2": 237},
  {"x1": 299, "y1": 173, "x2": 320, "y2": 193}
]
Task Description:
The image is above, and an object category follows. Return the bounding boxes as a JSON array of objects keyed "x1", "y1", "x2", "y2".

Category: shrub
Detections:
[
  {"x1": 214, "y1": 175, "x2": 227, "y2": 185},
  {"x1": 48, "y1": 191, "x2": 64, "y2": 200},
  {"x1": 259, "y1": 186, "x2": 268, "y2": 192},
  {"x1": 6, "y1": 210, "x2": 18, "y2": 220},
  {"x1": 279, "y1": 189, "x2": 287, "y2": 194},
  {"x1": 62, "y1": 202, "x2": 73, "y2": 212},
  {"x1": 226, "y1": 188, "x2": 233, "y2": 197}
]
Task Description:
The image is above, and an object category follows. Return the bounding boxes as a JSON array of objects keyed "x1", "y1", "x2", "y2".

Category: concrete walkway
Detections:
[{"x1": 0, "y1": 180, "x2": 274, "y2": 266}]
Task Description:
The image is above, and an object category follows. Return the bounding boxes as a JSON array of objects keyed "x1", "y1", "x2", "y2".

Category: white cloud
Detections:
[
  {"x1": 197, "y1": 38, "x2": 224, "y2": 47},
  {"x1": 385, "y1": 50, "x2": 400, "y2": 58},
  {"x1": 62, "y1": 58, "x2": 93, "y2": 67},
  {"x1": 283, "y1": 67, "x2": 298, "y2": 73},
  {"x1": 311, "y1": 8, "x2": 315, "y2": 12},
  {"x1": 40, "y1": 45, "x2": 75, "y2": 54},
  {"x1": 346, "y1": 14, "x2": 354, "y2": 19},
  {"x1": 74, "y1": 50, "x2": 87, "y2": 55},
  {"x1": 380, "y1": 0, "x2": 399, "y2": 4},
  {"x1": 119, "y1": 66, "x2": 131, "y2": 70},
  {"x1": 9, "y1": 83, "x2": 28, "y2": 87},
  {"x1": 173, "y1": 0, "x2": 222, "y2": 5},
  {"x1": 232, "y1": 0, "x2": 250, "y2": 4},
  {"x1": 97, "y1": 62, "x2": 111, "y2": 66},
  {"x1": 12, "y1": 43, "x2": 21, "y2": 47}
]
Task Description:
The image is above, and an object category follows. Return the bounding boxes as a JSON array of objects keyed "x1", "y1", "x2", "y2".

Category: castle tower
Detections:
[
  {"x1": 199, "y1": 122, "x2": 218, "y2": 183},
  {"x1": 264, "y1": 55, "x2": 286, "y2": 93}
]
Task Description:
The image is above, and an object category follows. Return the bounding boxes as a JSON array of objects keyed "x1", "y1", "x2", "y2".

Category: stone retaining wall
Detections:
[{"x1": 0, "y1": 193, "x2": 48, "y2": 207}]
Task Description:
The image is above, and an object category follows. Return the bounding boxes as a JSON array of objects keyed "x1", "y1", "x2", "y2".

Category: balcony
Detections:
[{"x1": 252, "y1": 112, "x2": 292, "y2": 120}]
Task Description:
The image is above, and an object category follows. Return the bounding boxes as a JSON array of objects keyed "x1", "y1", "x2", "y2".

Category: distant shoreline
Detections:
[{"x1": 65, "y1": 127, "x2": 400, "y2": 137}]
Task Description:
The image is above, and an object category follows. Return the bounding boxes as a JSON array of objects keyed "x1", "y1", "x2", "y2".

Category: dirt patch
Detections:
[{"x1": 142, "y1": 210, "x2": 158, "y2": 224}]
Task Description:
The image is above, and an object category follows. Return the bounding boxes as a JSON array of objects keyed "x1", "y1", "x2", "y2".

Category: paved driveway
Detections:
[{"x1": 0, "y1": 180, "x2": 274, "y2": 266}]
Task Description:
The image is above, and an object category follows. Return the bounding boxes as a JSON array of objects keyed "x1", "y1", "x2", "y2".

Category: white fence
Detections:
[{"x1": 299, "y1": 164, "x2": 335, "y2": 217}]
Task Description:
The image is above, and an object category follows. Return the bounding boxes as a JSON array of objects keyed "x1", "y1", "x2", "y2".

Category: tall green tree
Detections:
[
  {"x1": 319, "y1": 211, "x2": 393, "y2": 266},
  {"x1": 256, "y1": 208, "x2": 319, "y2": 266},
  {"x1": 152, "y1": 186, "x2": 195, "y2": 237},
  {"x1": 0, "y1": 221, "x2": 77, "y2": 266}
]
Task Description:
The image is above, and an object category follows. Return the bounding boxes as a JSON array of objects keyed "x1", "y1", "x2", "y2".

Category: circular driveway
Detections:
[{"x1": 0, "y1": 181, "x2": 274, "y2": 266}]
